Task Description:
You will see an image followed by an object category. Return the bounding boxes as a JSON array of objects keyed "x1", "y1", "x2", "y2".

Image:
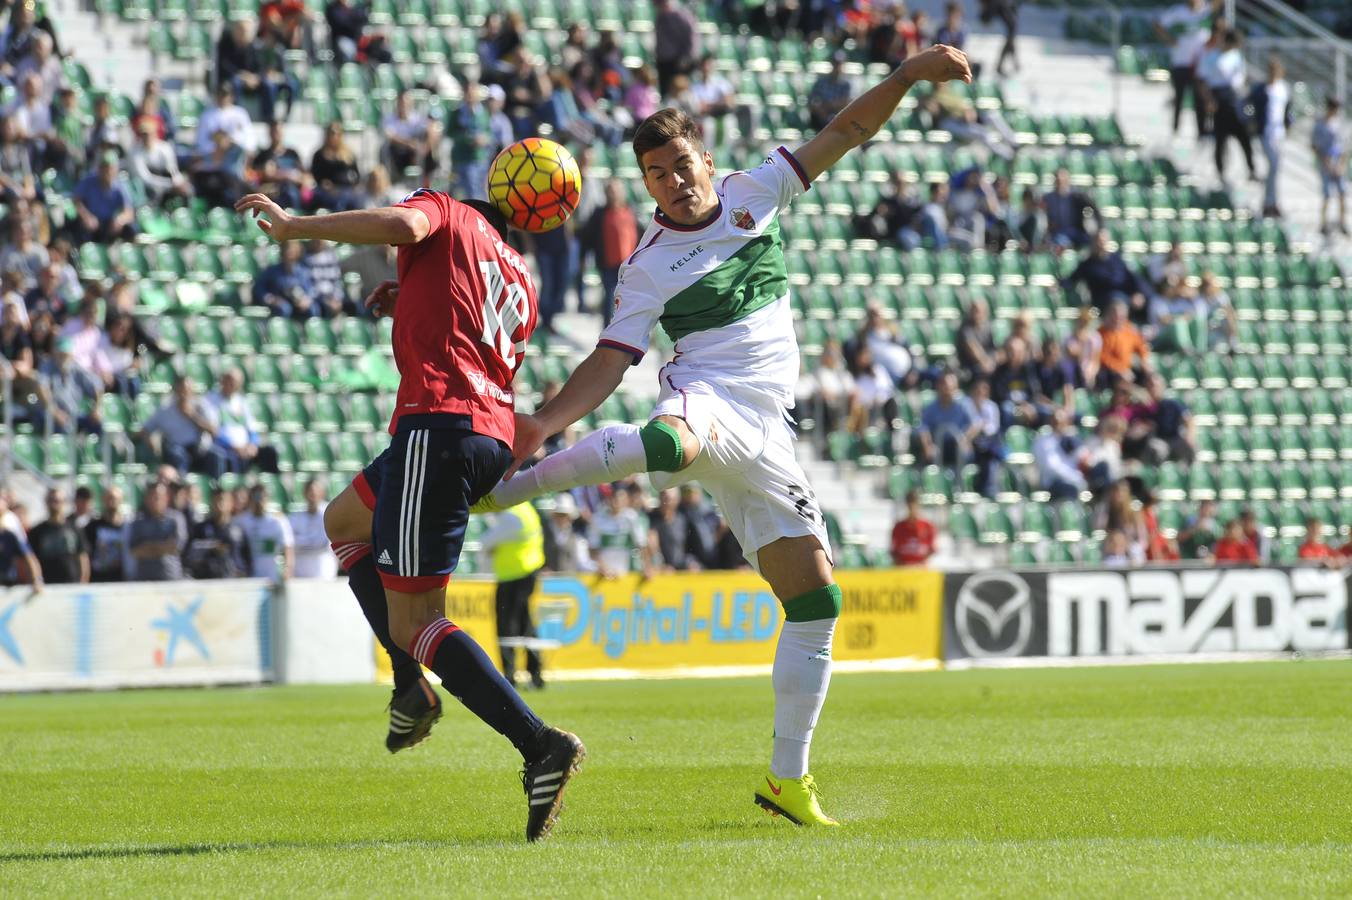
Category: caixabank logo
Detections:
[{"x1": 944, "y1": 567, "x2": 1350, "y2": 661}]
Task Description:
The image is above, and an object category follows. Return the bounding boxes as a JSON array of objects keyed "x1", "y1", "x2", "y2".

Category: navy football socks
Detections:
[{"x1": 413, "y1": 618, "x2": 546, "y2": 759}]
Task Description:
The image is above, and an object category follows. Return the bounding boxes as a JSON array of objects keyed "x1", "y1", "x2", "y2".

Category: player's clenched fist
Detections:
[
  {"x1": 898, "y1": 44, "x2": 972, "y2": 86},
  {"x1": 234, "y1": 192, "x2": 294, "y2": 241},
  {"x1": 364, "y1": 280, "x2": 399, "y2": 318}
]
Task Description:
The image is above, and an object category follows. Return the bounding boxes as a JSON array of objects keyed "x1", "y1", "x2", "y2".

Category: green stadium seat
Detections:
[
  {"x1": 263, "y1": 318, "x2": 300, "y2": 355},
  {"x1": 295, "y1": 433, "x2": 335, "y2": 473},
  {"x1": 285, "y1": 357, "x2": 322, "y2": 393},
  {"x1": 11, "y1": 434, "x2": 42, "y2": 471},
  {"x1": 44, "y1": 434, "x2": 75, "y2": 477},
  {"x1": 947, "y1": 506, "x2": 977, "y2": 544},
  {"x1": 337, "y1": 317, "x2": 374, "y2": 354},
  {"x1": 249, "y1": 357, "x2": 284, "y2": 393},
  {"x1": 310, "y1": 394, "x2": 345, "y2": 432},
  {"x1": 1017, "y1": 504, "x2": 1053, "y2": 543},
  {"x1": 270, "y1": 393, "x2": 309, "y2": 432}
]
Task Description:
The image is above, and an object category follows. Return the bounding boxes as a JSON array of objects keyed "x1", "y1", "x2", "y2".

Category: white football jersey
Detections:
[{"x1": 597, "y1": 146, "x2": 810, "y2": 413}]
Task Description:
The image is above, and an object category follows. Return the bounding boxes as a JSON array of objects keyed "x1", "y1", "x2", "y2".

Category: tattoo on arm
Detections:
[{"x1": 848, "y1": 119, "x2": 870, "y2": 137}]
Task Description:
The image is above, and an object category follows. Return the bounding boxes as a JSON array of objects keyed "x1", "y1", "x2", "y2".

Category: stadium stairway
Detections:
[
  {"x1": 51, "y1": 0, "x2": 173, "y2": 100},
  {"x1": 1001, "y1": 1, "x2": 1350, "y2": 266}
]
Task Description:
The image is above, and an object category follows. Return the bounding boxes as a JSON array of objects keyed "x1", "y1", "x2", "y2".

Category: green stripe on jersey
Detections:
[{"x1": 658, "y1": 222, "x2": 788, "y2": 342}]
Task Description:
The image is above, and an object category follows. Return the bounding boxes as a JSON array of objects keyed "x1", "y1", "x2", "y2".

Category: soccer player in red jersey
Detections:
[{"x1": 234, "y1": 190, "x2": 584, "y2": 842}]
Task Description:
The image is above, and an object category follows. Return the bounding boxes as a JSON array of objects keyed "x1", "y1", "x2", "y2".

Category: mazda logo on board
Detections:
[{"x1": 954, "y1": 570, "x2": 1033, "y2": 657}]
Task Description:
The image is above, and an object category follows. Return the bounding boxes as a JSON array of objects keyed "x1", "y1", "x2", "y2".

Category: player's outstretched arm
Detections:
[
  {"x1": 793, "y1": 45, "x2": 971, "y2": 184},
  {"x1": 503, "y1": 347, "x2": 632, "y2": 479},
  {"x1": 234, "y1": 193, "x2": 430, "y2": 245}
]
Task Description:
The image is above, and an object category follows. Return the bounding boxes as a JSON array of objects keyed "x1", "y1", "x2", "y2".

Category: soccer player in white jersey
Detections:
[{"x1": 478, "y1": 44, "x2": 972, "y2": 826}]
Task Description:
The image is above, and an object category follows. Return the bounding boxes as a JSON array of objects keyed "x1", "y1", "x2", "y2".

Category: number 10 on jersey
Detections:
[{"x1": 479, "y1": 260, "x2": 530, "y2": 368}]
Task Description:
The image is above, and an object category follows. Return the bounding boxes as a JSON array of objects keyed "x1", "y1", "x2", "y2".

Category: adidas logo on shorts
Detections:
[{"x1": 377, "y1": 549, "x2": 393, "y2": 565}]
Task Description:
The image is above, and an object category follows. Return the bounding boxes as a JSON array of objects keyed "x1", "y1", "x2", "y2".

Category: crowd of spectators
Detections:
[
  {"x1": 5, "y1": 0, "x2": 1349, "y2": 574},
  {"x1": 0, "y1": 470, "x2": 350, "y2": 587},
  {"x1": 0, "y1": 467, "x2": 757, "y2": 586}
]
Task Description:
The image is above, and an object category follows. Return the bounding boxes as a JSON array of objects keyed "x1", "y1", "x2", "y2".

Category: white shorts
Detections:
[{"x1": 648, "y1": 374, "x2": 832, "y2": 573}]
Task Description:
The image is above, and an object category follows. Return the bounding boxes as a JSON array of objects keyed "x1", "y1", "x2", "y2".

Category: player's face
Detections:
[{"x1": 641, "y1": 137, "x2": 718, "y2": 225}]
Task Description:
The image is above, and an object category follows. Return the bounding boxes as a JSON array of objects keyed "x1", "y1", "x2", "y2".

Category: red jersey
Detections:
[
  {"x1": 891, "y1": 517, "x2": 936, "y2": 565},
  {"x1": 389, "y1": 191, "x2": 537, "y2": 445},
  {"x1": 1214, "y1": 537, "x2": 1258, "y2": 563},
  {"x1": 1298, "y1": 541, "x2": 1335, "y2": 560}
]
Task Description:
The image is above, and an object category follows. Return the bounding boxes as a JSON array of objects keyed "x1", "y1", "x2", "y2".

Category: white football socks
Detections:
[
  {"x1": 770, "y1": 616, "x2": 837, "y2": 780},
  {"x1": 489, "y1": 424, "x2": 648, "y2": 507}
]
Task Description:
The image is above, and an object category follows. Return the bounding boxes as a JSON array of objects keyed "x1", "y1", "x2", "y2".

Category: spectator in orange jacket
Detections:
[
  {"x1": 1097, "y1": 299, "x2": 1152, "y2": 388},
  {"x1": 890, "y1": 489, "x2": 936, "y2": 566}
]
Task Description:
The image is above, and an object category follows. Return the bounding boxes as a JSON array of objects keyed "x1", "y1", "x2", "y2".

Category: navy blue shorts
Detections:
[{"x1": 355, "y1": 415, "x2": 511, "y2": 592}]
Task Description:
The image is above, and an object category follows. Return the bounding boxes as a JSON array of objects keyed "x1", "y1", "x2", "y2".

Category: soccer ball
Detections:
[{"x1": 486, "y1": 137, "x2": 583, "y2": 233}]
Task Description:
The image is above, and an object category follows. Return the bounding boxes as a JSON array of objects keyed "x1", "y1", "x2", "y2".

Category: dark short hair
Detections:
[
  {"x1": 462, "y1": 198, "x2": 508, "y2": 238},
  {"x1": 632, "y1": 107, "x2": 703, "y2": 168}
]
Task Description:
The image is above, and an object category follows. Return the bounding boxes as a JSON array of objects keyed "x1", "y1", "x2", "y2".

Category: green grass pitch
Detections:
[{"x1": 2, "y1": 661, "x2": 1350, "y2": 897}]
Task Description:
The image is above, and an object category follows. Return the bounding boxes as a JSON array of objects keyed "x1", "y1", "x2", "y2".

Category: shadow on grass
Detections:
[
  {"x1": 0, "y1": 837, "x2": 506, "y2": 863},
  {"x1": 2, "y1": 818, "x2": 792, "y2": 864}
]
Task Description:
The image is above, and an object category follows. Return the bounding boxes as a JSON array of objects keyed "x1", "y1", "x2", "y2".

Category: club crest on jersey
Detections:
[{"x1": 730, "y1": 206, "x2": 756, "y2": 230}]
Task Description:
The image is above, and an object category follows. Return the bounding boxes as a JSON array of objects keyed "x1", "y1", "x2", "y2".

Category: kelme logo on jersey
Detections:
[{"x1": 730, "y1": 206, "x2": 756, "y2": 230}]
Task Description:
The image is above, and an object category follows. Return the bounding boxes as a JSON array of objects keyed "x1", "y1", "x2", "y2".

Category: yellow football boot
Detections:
[{"x1": 754, "y1": 772, "x2": 840, "y2": 827}]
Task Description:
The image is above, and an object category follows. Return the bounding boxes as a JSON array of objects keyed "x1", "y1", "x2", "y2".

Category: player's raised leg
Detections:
[
  {"x1": 324, "y1": 471, "x2": 442, "y2": 753},
  {"x1": 752, "y1": 534, "x2": 840, "y2": 827},
  {"x1": 475, "y1": 414, "x2": 696, "y2": 511}
]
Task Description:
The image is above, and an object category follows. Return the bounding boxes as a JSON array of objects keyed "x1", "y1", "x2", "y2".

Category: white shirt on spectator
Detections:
[
  {"x1": 142, "y1": 398, "x2": 219, "y2": 448},
  {"x1": 5, "y1": 97, "x2": 51, "y2": 137},
  {"x1": 58, "y1": 319, "x2": 114, "y2": 381},
  {"x1": 196, "y1": 103, "x2": 256, "y2": 155},
  {"x1": 865, "y1": 330, "x2": 912, "y2": 384},
  {"x1": 1211, "y1": 49, "x2": 1245, "y2": 92},
  {"x1": 205, "y1": 390, "x2": 260, "y2": 451},
  {"x1": 962, "y1": 396, "x2": 1001, "y2": 438},
  {"x1": 236, "y1": 510, "x2": 294, "y2": 580},
  {"x1": 383, "y1": 111, "x2": 427, "y2": 143},
  {"x1": 588, "y1": 507, "x2": 645, "y2": 575},
  {"x1": 692, "y1": 72, "x2": 735, "y2": 111},
  {"x1": 854, "y1": 363, "x2": 893, "y2": 409},
  {"x1": 127, "y1": 140, "x2": 184, "y2": 199},
  {"x1": 1265, "y1": 79, "x2": 1289, "y2": 141},
  {"x1": 289, "y1": 505, "x2": 336, "y2": 579},
  {"x1": 1034, "y1": 431, "x2": 1087, "y2": 491}
]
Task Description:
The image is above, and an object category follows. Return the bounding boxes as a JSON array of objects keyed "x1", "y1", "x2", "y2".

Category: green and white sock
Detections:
[{"x1": 489, "y1": 421, "x2": 684, "y2": 508}]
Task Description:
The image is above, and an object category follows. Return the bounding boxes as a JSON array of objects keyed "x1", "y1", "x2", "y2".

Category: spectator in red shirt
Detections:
[
  {"x1": 1239, "y1": 506, "x2": 1269, "y2": 562},
  {"x1": 1142, "y1": 491, "x2": 1179, "y2": 562},
  {"x1": 1298, "y1": 517, "x2": 1335, "y2": 561},
  {"x1": 890, "y1": 489, "x2": 936, "y2": 566},
  {"x1": 1213, "y1": 519, "x2": 1259, "y2": 563},
  {"x1": 594, "y1": 178, "x2": 638, "y2": 328}
]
